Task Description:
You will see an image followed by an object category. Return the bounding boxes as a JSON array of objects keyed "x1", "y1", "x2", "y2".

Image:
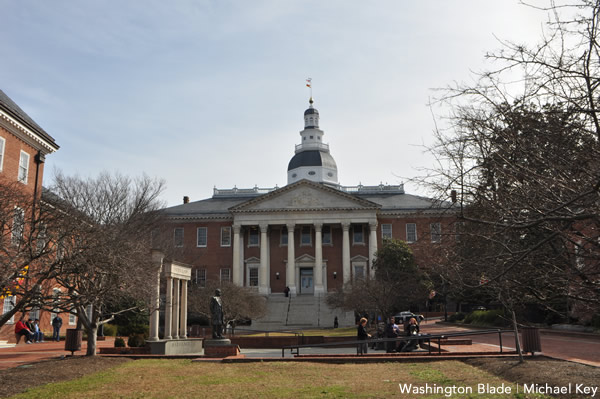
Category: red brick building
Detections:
[
  {"x1": 162, "y1": 99, "x2": 456, "y2": 304},
  {"x1": 0, "y1": 89, "x2": 60, "y2": 342}
]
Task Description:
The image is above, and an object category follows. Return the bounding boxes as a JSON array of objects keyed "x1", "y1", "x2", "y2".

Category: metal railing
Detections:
[{"x1": 281, "y1": 329, "x2": 514, "y2": 357}]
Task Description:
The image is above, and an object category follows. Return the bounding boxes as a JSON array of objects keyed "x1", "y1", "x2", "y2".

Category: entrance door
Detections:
[{"x1": 299, "y1": 268, "x2": 314, "y2": 295}]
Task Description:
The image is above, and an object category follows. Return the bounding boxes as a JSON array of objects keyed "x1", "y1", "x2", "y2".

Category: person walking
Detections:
[
  {"x1": 357, "y1": 317, "x2": 371, "y2": 355},
  {"x1": 52, "y1": 315, "x2": 63, "y2": 342}
]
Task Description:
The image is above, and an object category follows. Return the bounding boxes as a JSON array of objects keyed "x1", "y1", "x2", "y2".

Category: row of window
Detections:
[
  {"x1": 1, "y1": 293, "x2": 77, "y2": 325},
  {"x1": 174, "y1": 223, "x2": 443, "y2": 248},
  {"x1": 0, "y1": 137, "x2": 30, "y2": 184}
]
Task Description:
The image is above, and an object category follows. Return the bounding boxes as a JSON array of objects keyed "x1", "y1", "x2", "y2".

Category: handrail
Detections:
[{"x1": 281, "y1": 329, "x2": 515, "y2": 357}]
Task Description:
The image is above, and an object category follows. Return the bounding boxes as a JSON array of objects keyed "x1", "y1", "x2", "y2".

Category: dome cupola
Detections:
[{"x1": 287, "y1": 98, "x2": 338, "y2": 186}]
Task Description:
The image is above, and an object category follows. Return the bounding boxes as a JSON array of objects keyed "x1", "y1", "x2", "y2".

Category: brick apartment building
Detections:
[
  {"x1": 0, "y1": 89, "x2": 60, "y2": 342},
  {"x1": 162, "y1": 99, "x2": 456, "y2": 304}
]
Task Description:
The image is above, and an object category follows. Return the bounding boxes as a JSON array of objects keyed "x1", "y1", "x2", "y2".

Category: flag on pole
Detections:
[{"x1": 306, "y1": 78, "x2": 312, "y2": 88}]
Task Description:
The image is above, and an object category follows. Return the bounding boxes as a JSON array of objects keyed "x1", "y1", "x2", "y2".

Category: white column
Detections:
[
  {"x1": 149, "y1": 251, "x2": 163, "y2": 341},
  {"x1": 259, "y1": 223, "x2": 269, "y2": 295},
  {"x1": 369, "y1": 221, "x2": 378, "y2": 278},
  {"x1": 342, "y1": 222, "x2": 351, "y2": 285},
  {"x1": 232, "y1": 225, "x2": 241, "y2": 286},
  {"x1": 172, "y1": 279, "x2": 180, "y2": 339},
  {"x1": 286, "y1": 223, "x2": 297, "y2": 295},
  {"x1": 314, "y1": 222, "x2": 324, "y2": 295},
  {"x1": 164, "y1": 276, "x2": 173, "y2": 339},
  {"x1": 179, "y1": 280, "x2": 187, "y2": 339}
]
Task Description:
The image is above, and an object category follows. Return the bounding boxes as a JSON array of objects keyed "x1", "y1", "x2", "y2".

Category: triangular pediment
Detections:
[
  {"x1": 230, "y1": 180, "x2": 379, "y2": 212},
  {"x1": 296, "y1": 254, "x2": 315, "y2": 263}
]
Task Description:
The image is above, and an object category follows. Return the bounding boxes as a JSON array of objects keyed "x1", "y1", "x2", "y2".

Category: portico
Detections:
[{"x1": 229, "y1": 180, "x2": 380, "y2": 296}]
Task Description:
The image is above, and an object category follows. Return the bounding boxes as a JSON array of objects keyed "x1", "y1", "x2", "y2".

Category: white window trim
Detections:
[
  {"x1": 220, "y1": 226, "x2": 231, "y2": 247},
  {"x1": 11, "y1": 207, "x2": 25, "y2": 245},
  {"x1": 0, "y1": 136, "x2": 5, "y2": 172},
  {"x1": 381, "y1": 223, "x2": 392, "y2": 240},
  {"x1": 197, "y1": 227, "x2": 208, "y2": 248},
  {"x1": 352, "y1": 225, "x2": 365, "y2": 245},
  {"x1": 431, "y1": 223, "x2": 442, "y2": 243},
  {"x1": 322, "y1": 225, "x2": 332, "y2": 246},
  {"x1": 220, "y1": 268, "x2": 231, "y2": 283},
  {"x1": 195, "y1": 268, "x2": 207, "y2": 287},
  {"x1": 247, "y1": 265, "x2": 259, "y2": 287},
  {"x1": 174, "y1": 228, "x2": 184, "y2": 247},
  {"x1": 2, "y1": 296, "x2": 16, "y2": 324},
  {"x1": 18, "y1": 150, "x2": 30, "y2": 184},
  {"x1": 406, "y1": 223, "x2": 417, "y2": 243},
  {"x1": 300, "y1": 226, "x2": 312, "y2": 246},
  {"x1": 280, "y1": 227, "x2": 288, "y2": 246},
  {"x1": 69, "y1": 313, "x2": 77, "y2": 325},
  {"x1": 248, "y1": 228, "x2": 259, "y2": 247}
]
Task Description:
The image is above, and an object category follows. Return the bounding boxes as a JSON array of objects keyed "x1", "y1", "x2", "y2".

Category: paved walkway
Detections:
[
  {"x1": 0, "y1": 321, "x2": 597, "y2": 370},
  {"x1": 0, "y1": 338, "x2": 115, "y2": 370}
]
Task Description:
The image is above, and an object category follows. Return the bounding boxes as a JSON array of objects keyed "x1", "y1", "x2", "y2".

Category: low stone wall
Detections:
[{"x1": 230, "y1": 336, "x2": 355, "y2": 349}]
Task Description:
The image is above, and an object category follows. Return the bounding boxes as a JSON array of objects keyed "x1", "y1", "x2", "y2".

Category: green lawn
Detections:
[{"x1": 11, "y1": 359, "x2": 550, "y2": 399}]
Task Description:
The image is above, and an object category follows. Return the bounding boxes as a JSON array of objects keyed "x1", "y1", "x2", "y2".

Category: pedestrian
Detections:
[
  {"x1": 384, "y1": 316, "x2": 400, "y2": 353},
  {"x1": 356, "y1": 317, "x2": 371, "y2": 355},
  {"x1": 284, "y1": 286, "x2": 290, "y2": 297},
  {"x1": 33, "y1": 319, "x2": 44, "y2": 342},
  {"x1": 52, "y1": 315, "x2": 63, "y2": 341},
  {"x1": 334, "y1": 316, "x2": 339, "y2": 328},
  {"x1": 14, "y1": 317, "x2": 34, "y2": 344}
]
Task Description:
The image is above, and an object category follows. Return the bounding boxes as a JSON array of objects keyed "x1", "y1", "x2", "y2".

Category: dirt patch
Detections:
[
  {"x1": 0, "y1": 356, "x2": 131, "y2": 398},
  {"x1": 464, "y1": 357, "x2": 600, "y2": 398}
]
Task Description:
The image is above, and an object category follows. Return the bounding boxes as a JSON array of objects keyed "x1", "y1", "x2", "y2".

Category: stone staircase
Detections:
[
  {"x1": 0, "y1": 340, "x2": 16, "y2": 348},
  {"x1": 249, "y1": 294, "x2": 354, "y2": 331}
]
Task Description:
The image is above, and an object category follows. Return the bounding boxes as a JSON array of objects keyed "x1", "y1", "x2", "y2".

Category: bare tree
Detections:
[
  {"x1": 188, "y1": 281, "x2": 266, "y2": 334},
  {"x1": 327, "y1": 239, "x2": 431, "y2": 320},
  {"x1": 48, "y1": 171, "x2": 166, "y2": 356},
  {"x1": 0, "y1": 178, "x2": 69, "y2": 327},
  {"x1": 421, "y1": 0, "x2": 600, "y2": 342}
]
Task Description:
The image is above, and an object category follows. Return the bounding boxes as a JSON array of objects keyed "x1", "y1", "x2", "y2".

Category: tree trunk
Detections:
[
  {"x1": 86, "y1": 325, "x2": 98, "y2": 356},
  {"x1": 511, "y1": 310, "x2": 524, "y2": 363}
]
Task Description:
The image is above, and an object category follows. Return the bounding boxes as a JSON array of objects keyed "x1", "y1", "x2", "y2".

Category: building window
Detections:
[
  {"x1": 406, "y1": 223, "x2": 417, "y2": 243},
  {"x1": 0, "y1": 136, "x2": 5, "y2": 171},
  {"x1": 174, "y1": 228, "x2": 184, "y2": 247},
  {"x1": 280, "y1": 227, "x2": 288, "y2": 246},
  {"x1": 301, "y1": 226, "x2": 312, "y2": 246},
  {"x1": 11, "y1": 207, "x2": 25, "y2": 246},
  {"x1": 353, "y1": 264, "x2": 366, "y2": 281},
  {"x1": 248, "y1": 227, "x2": 259, "y2": 247},
  {"x1": 18, "y1": 150, "x2": 30, "y2": 184},
  {"x1": 381, "y1": 224, "x2": 392, "y2": 240},
  {"x1": 36, "y1": 223, "x2": 48, "y2": 254},
  {"x1": 430, "y1": 223, "x2": 442, "y2": 243},
  {"x1": 454, "y1": 222, "x2": 464, "y2": 242},
  {"x1": 195, "y1": 268, "x2": 206, "y2": 287},
  {"x1": 248, "y1": 267, "x2": 259, "y2": 287},
  {"x1": 322, "y1": 225, "x2": 332, "y2": 245},
  {"x1": 69, "y1": 313, "x2": 77, "y2": 325},
  {"x1": 352, "y1": 225, "x2": 364, "y2": 244},
  {"x1": 29, "y1": 308, "x2": 40, "y2": 321},
  {"x1": 220, "y1": 268, "x2": 231, "y2": 283},
  {"x1": 221, "y1": 227, "x2": 231, "y2": 247},
  {"x1": 50, "y1": 288, "x2": 61, "y2": 321},
  {"x1": 197, "y1": 227, "x2": 208, "y2": 247},
  {"x1": 2, "y1": 296, "x2": 16, "y2": 324}
]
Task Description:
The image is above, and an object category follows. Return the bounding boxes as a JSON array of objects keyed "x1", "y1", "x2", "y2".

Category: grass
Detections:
[{"x1": 10, "y1": 359, "x2": 552, "y2": 399}]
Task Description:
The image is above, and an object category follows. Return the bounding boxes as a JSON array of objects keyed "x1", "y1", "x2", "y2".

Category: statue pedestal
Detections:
[{"x1": 203, "y1": 339, "x2": 240, "y2": 358}]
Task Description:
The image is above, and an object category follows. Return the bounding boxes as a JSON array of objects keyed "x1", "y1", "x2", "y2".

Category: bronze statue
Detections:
[{"x1": 210, "y1": 288, "x2": 224, "y2": 339}]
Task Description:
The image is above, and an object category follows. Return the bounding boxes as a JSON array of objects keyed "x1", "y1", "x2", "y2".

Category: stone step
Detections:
[{"x1": 0, "y1": 340, "x2": 16, "y2": 348}]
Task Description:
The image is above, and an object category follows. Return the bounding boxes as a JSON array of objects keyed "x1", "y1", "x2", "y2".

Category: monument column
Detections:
[
  {"x1": 179, "y1": 280, "x2": 187, "y2": 338},
  {"x1": 259, "y1": 223, "x2": 269, "y2": 295},
  {"x1": 314, "y1": 222, "x2": 324, "y2": 295},
  {"x1": 172, "y1": 278, "x2": 180, "y2": 338},
  {"x1": 342, "y1": 222, "x2": 351, "y2": 285},
  {"x1": 148, "y1": 250, "x2": 163, "y2": 341},
  {"x1": 369, "y1": 221, "x2": 378, "y2": 278},
  {"x1": 164, "y1": 276, "x2": 173, "y2": 339},
  {"x1": 286, "y1": 223, "x2": 297, "y2": 295},
  {"x1": 232, "y1": 225, "x2": 241, "y2": 286}
]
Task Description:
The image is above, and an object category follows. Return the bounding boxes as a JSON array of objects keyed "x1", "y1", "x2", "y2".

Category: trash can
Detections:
[
  {"x1": 521, "y1": 327, "x2": 541, "y2": 354},
  {"x1": 65, "y1": 329, "x2": 83, "y2": 355}
]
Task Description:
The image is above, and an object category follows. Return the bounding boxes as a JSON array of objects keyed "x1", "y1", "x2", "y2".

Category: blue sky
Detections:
[{"x1": 1, "y1": 1, "x2": 550, "y2": 206}]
